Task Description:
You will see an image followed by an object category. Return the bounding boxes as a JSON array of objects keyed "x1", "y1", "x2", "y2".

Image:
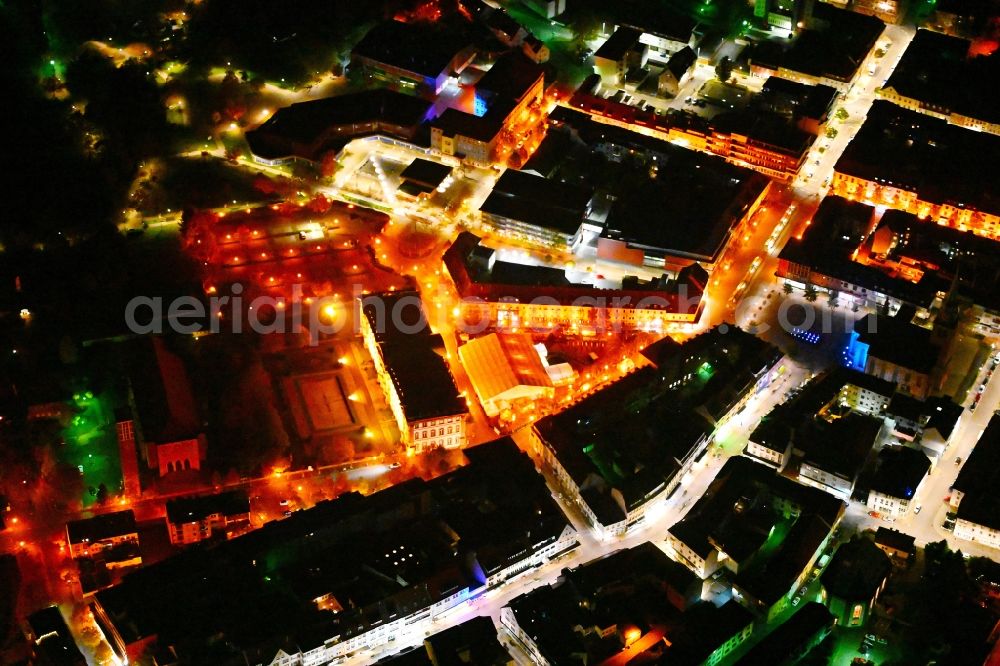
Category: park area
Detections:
[{"x1": 58, "y1": 391, "x2": 123, "y2": 508}]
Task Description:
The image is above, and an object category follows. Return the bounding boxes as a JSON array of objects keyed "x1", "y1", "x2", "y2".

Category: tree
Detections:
[
  {"x1": 783, "y1": 282, "x2": 794, "y2": 295},
  {"x1": 715, "y1": 56, "x2": 734, "y2": 82},
  {"x1": 319, "y1": 151, "x2": 340, "y2": 178},
  {"x1": 827, "y1": 289, "x2": 840, "y2": 308},
  {"x1": 825, "y1": 126, "x2": 838, "y2": 139},
  {"x1": 804, "y1": 284, "x2": 819, "y2": 302},
  {"x1": 834, "y1": 107, "x2": 849, "y2": 121}
]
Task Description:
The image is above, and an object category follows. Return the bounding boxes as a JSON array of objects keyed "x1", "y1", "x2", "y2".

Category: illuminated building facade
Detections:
[
  {"x1": 458, "y1": 333, "x2": 554, "y2": 417},
  {"x1": 91, "y1": 439, "x2": 576, "y2": 665},
  {"x1": 359, "y1": 291, "x2": 467, "y2": 453},
  {"x1": 350, "y1": 20, "x2": 475, "y2": 98},
  {"x1": 565, "y1": 89, "x2": 813, "y2": 180},
  {"x1": 877, "y1": 30, "x2": 1000, "y2": 135},
  {"x1": 165, "y1": 491, "x2": 252, "y2": 545},
  {"x1": 444, "y1": 232, "x2": 706, "y2": 334},
  {"x1": 431, "y1": 52, "x2": 545, "y2": 165},
  {"x1": 477, "y1": 169, "x2": 594, "y2": 249},
  {"x1": 832, "y1": 102, "x2": 1000, "y2": 240},
  {"x1": 866, "y1": 446, "x2": 930, "y2": 518},
  {"x1": 950, "y1": 415, "x2": 1000, "y2": 550},
  {"x1": 66, "y1": 511, "x2": 140, "y2": 565}
]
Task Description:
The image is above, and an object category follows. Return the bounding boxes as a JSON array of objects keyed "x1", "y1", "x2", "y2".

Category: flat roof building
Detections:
[
  {"x1": 748, "y1": 4, "x2": 884, "y2": 89},
  {"x1": 478, "y1": 169, "x2": 594, "y2": 248},
  {"x1": 247, "y1": 89, "x2": 433, "y2": 165},
  {"x1": 351, "y1": 20, "x2": 474, "y2": 97}
]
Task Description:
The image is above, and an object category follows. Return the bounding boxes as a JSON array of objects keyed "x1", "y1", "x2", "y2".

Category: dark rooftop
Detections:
[
  {"x1": 797, "y1": 412, "x2": 883, "y2": 481},
  {"x1": 758, "y1": 76, "x2": 839, "y2": 122},
  {"x1": 602, "y1": 154, "x2": 769, "y2": 261},
  {"x1": 422, "y1": 617, "x2": 510, "y2": 666},
  {"x1": 125, "y1": 336, "x2": 201, "y2": 444},
  {"x1": 536, "y1": 326, "x2": 779, "y2": 521},
  {"x1": 166, "y1": 491, "x2": 251, "y2": 525},
  {"x1": 924, "y1": 396, "x2": 963, "y2": 440},
  {"x1": 28, "y1": 606, "x2": 86, "y2": 666},
  {"x1": 594, "y1": 26, "x2": 641, "y2": 62},
  {"x1": 735, "y1": 602, "x2": 834, "y2": 665},
  {"x1": 382, "y1": 339, "x2": 465, "y2": 421},
  {"x1": 821, "y1": 537, "x2": 891, "y2": 600},
  {"x1": 480, "y1": 169, "x2": 593, "y2": 236},
  {"x1": 884, "y1": 29, "x2": 1000, "y2": 126},
  {"x1": 854, "y1": 314, "x2": 939, "y2": 374},
  {"x1": 671, "y1": 458, "x2": 845, "y2": 602},
  {"x1": 952, "y1": 414, "x2": 1000, "y2": 530},
  {"x1": 874, "y1": 527, "x2": 915, "y2": 554},
  {"x1": 474, "y1": 52, "x2": 544, "y2": 102},
  {"x1": 666, "y1": 46, "x2": 697, "y2": 80},
  {"x1": 869, "y1": 446, "x2": 930, "y2": 500},
  {"x1": 247, "y1": 89, "x2": 432, "y2": 161},
  {"x1": 711, "y1": 109, "x2": 815, "y2": 155},
  {"x1": 749, "y1": 4, "x2": 884, "y2": 83},
  {"x1": 778, "y1": 195, "x2": 943, "y2": 308},
  {"x1": 93, "y1": 439, "x2": 568, "y2": 665},
  {"x1": 399, "y1": 158, "x2": 452, "y2": 190},
  {"x1": 614, "y1": 3, "x2": 697, "y2": 43},
  {"x1": 835, "y1": 101, "x2": 1000, "y2": 217},
  {"x1": 506, "y1": 542, "x2": 751, "y2": 665},
  {"x1": 361, "y1": 290, "x2": 465, "y2": 421},
  {"x1": 66, "y1": 510, "x2": 137, "y2": 545},
  {"x1": 351, "y1": 20, "x2": 471, "y2": 80},
  {"x1": 432, "y1": 107, "x2": 504, "y2": 142},
  {"x1": 748, "y1": 414, "x2": 793, "y2": 454}
]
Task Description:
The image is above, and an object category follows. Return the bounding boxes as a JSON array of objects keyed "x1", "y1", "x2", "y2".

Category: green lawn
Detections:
[{"x1": 59, "y1": 391, "x2": 123, "y2": 506}]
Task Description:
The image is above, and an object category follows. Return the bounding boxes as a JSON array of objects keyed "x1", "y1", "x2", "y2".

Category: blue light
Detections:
[{"x1": 474, "y1": 94, "x2": 488, "y2": 117}]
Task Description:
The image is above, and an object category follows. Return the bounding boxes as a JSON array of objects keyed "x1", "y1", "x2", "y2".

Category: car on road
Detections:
[
  {"x1": 279, "y1": 499, "x2": 291, "y2": 506},
  {"x1": 868, "y1": 510, "x2": 881, "y2": 519},
  {"x1": 388, "y1": 462, "x2": 401, "y2": 469},
  {"x1": 914, "y1": 505, "x2": 922, "y2": 515},
  {"x1": 791, "y1": 596, "x2": 801, "y2": 607},
  {"x1": 799, "y1": 585, "x2": 809, "y2": 596},
  {"x1": 955, "y1": 457, "x2": 963, "y2": 466}
]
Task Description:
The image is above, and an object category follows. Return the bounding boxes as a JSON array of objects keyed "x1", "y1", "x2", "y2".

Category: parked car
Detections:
[{"x1": 914, "y1": 505, "x2": 922, "y2": 515}]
